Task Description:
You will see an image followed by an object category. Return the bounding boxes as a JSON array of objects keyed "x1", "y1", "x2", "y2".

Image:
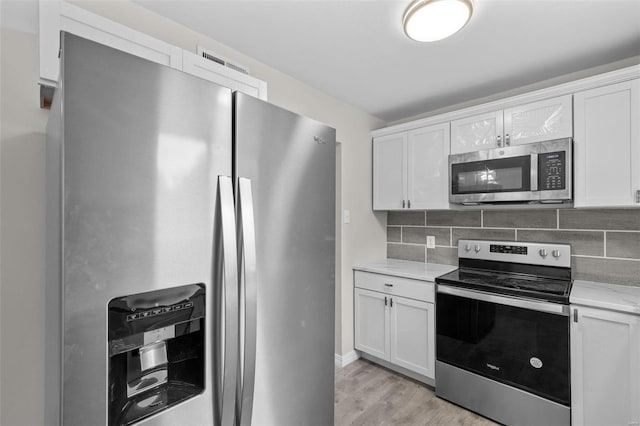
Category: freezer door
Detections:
[
  {"x1": 234, "y1": 92, "x2": 336, "y2": 425},
  {"x1": 51, "y1": 33, "x2": 232, "y2": 425}
]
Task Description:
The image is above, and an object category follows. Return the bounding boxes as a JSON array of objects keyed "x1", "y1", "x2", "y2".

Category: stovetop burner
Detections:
[{"x1": 435, "y1": 240, "x2": 573, "y2": 304}]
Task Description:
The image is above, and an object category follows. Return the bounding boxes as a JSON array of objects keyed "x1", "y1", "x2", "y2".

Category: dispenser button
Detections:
[{"x1": 144, "y1": 325, "x2": 176, "y2": 345}]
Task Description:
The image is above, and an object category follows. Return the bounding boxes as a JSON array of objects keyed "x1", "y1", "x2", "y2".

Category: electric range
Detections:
[{"x1": 435, "y1": 239, "x2": 572, "y2": 426}]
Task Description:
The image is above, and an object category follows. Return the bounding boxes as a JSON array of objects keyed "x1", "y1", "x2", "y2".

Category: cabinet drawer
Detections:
[{"x1": 354, "y1": 271, "x2": 433, "y2": 303}]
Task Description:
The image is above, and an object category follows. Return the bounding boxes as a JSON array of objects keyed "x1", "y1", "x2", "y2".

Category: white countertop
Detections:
[
  {"x1": 571, "y1": 280, "x2": 640, "y2": 316},
  {"x1": 352, "y1": 259, "x2": 457, "y2": 282}
]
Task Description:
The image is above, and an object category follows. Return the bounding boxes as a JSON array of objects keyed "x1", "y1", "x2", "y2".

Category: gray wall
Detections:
[{"x1": 387, "y1": 208, "x2": 640, "y2": 286}]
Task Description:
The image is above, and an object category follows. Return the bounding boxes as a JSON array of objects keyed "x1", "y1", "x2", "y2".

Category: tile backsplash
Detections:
[{"x1": 387, "y1": 208, "x2": 640, "y2": 286}]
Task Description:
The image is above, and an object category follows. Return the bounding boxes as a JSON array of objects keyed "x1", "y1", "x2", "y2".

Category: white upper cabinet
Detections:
[
  {"x1": 503, "y1": 95, "x2": 573, "y2": 146},
  {"x1": 573, "y1": 79, "x2": 640, "y2": 207},
  {"x1": 39, "y1": 1, "x2": 182, "y2": 87},
  {"x1": 182, "y1": 51, "x2": 267, "y2": 101},
  {"x1": 450, "y1": 110, "x2": 503, "y2": 154},
  {"x1": 373, "y1": 123, "x2": 450, "y2": 210},
  {"x1": 406, "y1": 124, "x2": 450, "y2": 210},
  {"x1": 373, "y1": 133, "x2": 407, "y2": 210},
  {"x1": 451, "y1": 95, "x2": 573, "y2": 154},
  {"x1": 39, "y1": 1, "x2": 267, "y2": 104}
]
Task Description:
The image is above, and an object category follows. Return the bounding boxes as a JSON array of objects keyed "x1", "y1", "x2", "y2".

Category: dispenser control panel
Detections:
[{"x1": 126, "y1": 302, "x2": 194, "y2": 321}]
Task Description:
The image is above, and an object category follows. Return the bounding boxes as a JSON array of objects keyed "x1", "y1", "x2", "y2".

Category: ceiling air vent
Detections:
[{"x1": 196, "y1": 46, "x2": 250, "y2": 75}]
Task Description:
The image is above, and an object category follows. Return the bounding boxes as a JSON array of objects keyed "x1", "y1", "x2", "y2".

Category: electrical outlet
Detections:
[{"x1": 426, "y1": 236, "x2": 436, "y2": 248}]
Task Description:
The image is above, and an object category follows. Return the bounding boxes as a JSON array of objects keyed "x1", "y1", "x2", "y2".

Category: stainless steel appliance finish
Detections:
[
  {"x1": 436, "y1": 361, "x2": 570, "y2": 426},
  {"x1": 458, "y1": 239, "x2": 571, "y2": 268},
  {"x1": 435, "y1": 239, "x2": 572, "y2": 426},
  {"x1": 45, "y1": 33, "x2": 336, "y2": 426},
  {"x1": 449, "y1": 138, "x2": 572, "y2": 204},
  {"x1": 436, "y1": 285, "x2": 570, "y2": 316},
  {"x1": 235, "y1": 93, "x2": 336, "y2": 425}
]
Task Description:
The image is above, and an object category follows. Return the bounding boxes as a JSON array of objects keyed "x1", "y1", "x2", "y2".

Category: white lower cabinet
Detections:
[
  {"x1": 354, "y1": 288, "x2": 389, "y2": 360},
  {"x1": 354, "y1": 271, "x2": 435, "y2": 381},
  {"x1": 389, "y1": 296, "x2": 434, "y2": 377},
  {"x1": 570, "y1": 305, "x2": 640, "y2": 426}
]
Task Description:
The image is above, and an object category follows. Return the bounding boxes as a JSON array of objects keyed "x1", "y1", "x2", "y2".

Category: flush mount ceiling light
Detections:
[{"x1": 403, "y1": 0, "x2": 474, "y2": 42}]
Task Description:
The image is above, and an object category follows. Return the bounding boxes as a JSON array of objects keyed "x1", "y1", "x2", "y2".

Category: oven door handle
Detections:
[{"x1": 437, "y1": 285, "x2": 569, "y2": 316}]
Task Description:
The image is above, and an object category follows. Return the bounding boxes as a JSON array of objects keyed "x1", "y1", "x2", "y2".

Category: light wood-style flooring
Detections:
[{"x1": 335, "y1": 359, "x2": 498, "y2": 426}]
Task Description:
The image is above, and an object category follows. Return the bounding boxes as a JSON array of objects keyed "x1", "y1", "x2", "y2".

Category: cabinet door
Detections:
[
  {"x1": 406, "y1": 123, "x2": 450, "y2": 210},
  {"x1": 40, "y1": 1, "x2": 183, "y2": 86},
  {"x1": 450, "y1": 110, "x2": 503, "y2": 154},
  {"x1": 574, "y1": 80, "x2": 640, "y2": 207},
  {"x1": 503, "y1": 95, "x2": 573, "y2": 146},
  {"x1": 571, "y1": 306, "x2": 640, "y2": 426},
  {"x1": 182, "y1": 51, "x2": 268, "y2": 100},
  {"x1": 389, "y1": 297, "x2": 434, "y2": 378},
  {"x1": 354, "y1": 288, "x2": 390, "y2": 360},
  {"x1": 373, "y1": 133, "x2": 407, "y2": 210}
]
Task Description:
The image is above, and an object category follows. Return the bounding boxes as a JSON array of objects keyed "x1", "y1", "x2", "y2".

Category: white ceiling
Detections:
[
  {"x1": 1, "y1": 1, "x2": 638, "y2": 122},
  {"x1": 135, "y1": 0, "x2": 640, "y2": 122}
]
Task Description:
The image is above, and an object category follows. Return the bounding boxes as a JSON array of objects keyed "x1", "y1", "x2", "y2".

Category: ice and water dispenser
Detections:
[{"x1": 108, "y1": 284, "x2": 205, "y2": 425}]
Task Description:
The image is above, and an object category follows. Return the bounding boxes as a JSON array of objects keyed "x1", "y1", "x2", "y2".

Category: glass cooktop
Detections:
[{"x1": 435, "y1": 268, "x2": 572, "y2": 304}]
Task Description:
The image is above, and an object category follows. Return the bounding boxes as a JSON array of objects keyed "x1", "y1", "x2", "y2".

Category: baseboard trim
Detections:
[
  {"x1": 334, "y1": 350, "x2": 359, "y2": 369},
  {"x1": 359, "y1": 352, "x2": 435, "y2": 387}
]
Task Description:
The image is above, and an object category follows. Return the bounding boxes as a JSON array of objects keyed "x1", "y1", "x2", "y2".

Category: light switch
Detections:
[
  {"x1": 343, "y1": 209, "x2": 351, "y2": 224},
  {"x1": 426, "y1": 236, "x2": 436, "y2": 248}
]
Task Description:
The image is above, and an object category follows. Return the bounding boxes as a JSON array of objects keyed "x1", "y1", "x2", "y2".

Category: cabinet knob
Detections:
[
  {"x1": 407, "y1": 199, "x2": 411, "y2": 209},
  {"x1": 505, "y1": 133, "x2": 511, "y2": 146},
  {"x1": 402, "y1": 199, "x2": 405, "y2": 208},
  {"x1": 384, "y1": 296, "x2": 388, "y2": 306},
  {"x1": 497, "y1": 135, "x2": 502, "y2": 147},
  {"x1": 636, "y1": 190, "x2": 640, "y2": 203}
]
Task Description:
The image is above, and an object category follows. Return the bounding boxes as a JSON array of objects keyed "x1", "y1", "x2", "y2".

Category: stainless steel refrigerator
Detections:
[{"x1": 45, "y1": 33, "x2": 336, "y2": 426}]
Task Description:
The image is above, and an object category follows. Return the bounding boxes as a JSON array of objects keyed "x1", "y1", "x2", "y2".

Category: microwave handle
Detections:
[{"x1": 530, "y1": 154, "x2": 538, "y2": 191}]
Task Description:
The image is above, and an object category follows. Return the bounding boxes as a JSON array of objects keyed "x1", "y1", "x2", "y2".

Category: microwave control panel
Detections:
[{"x1": 538, "y1": 151, "x2": 566, "y2": 190}]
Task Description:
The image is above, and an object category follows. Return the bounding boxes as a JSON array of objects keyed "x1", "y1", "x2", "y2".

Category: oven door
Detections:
[{"x1": 436, "y1": 285, "x2": 570, "y2": 406}]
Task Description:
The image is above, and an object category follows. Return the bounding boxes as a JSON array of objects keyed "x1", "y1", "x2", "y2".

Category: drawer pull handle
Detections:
[
  {"x1": 384, "y1": 296, "x2": 388, "y2": 306},
  {"x1": 384, "y1": 283, "x2": 393, "y2": 287},
  {"x1": 390, "y1": 298, "x2": 393, "y2": 308}
]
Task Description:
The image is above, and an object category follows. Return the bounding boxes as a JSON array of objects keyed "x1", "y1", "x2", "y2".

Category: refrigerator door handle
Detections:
[
  {"x1": 236, "y1": 177, "x2": 258, "y2": 426},
  {"x1": 216, "y1": 176, "x2": 239, "y2": 426}
]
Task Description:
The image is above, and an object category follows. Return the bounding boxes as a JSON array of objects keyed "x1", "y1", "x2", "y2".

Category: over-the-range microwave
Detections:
[{"x1": 449, "y1": 138, "x2": 573, "y2": 205}]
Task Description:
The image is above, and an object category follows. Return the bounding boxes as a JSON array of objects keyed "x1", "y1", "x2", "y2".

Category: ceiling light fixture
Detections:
[{"x1": 403, "y1": 0, "x2": 474, "y2": 42}]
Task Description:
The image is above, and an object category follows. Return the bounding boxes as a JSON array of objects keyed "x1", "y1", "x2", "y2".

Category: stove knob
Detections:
[
  {"x1": 474, "y1": 244, "x2": 481, "y2": 253},
  {"x1": 552, "y1": 249, "x2": 561, "y2": 259},
  {"x1": 539, "y1": 249, "x2": 548, "y2": 258},
  {"x1": 464, "y1": 244, "x2": 472, "y2": 252}
]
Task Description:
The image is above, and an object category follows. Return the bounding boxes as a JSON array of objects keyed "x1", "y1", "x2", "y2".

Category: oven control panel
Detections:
[
  {"x1": 459, "y1": 240, "x2": 571, "y2": 268},
  {"x1": 490, "y1": 244, "x2": 528, "y2": 255}
]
